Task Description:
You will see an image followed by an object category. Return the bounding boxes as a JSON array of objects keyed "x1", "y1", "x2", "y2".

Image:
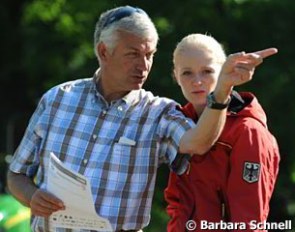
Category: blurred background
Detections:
[{"x1": 0, "y1": 0, "x2": 294, "y2": 231}]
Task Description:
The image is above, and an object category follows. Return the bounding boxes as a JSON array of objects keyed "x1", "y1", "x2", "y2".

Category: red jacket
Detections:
[{"x1": 165, "y1": 92, "x2": 280, "y2": 232}]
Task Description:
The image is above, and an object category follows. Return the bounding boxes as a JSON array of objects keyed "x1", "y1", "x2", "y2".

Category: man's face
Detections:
[{"x1": 103, "y1": 31, "x2": 157, "y2": 94}]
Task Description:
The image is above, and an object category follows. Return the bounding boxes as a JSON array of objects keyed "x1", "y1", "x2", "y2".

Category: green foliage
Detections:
[{"x1": 1, "y1": 0, "x2": 295, "y2": 230}]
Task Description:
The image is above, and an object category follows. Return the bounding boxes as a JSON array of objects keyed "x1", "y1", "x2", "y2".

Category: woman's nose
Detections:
[{"x1": 192, "y1": 75, "x2": 202, "y2": 85}]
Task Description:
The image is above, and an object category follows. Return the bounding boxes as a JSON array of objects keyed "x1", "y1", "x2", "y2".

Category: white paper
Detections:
[{"x1": 47, "y1": 152, "x2": 113, "y2": 231}]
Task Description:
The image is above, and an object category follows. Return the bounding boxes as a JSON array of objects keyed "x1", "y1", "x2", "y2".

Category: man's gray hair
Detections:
[{"x1": 94, "y1": 6, "x2": 159, "y2": 62}]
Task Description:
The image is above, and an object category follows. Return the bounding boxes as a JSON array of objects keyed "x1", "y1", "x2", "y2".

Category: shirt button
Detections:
[
  {"x1": 102, "y1": 110, "x2": 107, "y2": 115},
  {"x1": 117, "y1": 106, "x2": 123, "y2": 112},
  {"x1": 83, "y1": 159, "x2": 88, "y2": 165},
  {"x1": 92, "y1": 134, "x2": 97, "y2": 140}
]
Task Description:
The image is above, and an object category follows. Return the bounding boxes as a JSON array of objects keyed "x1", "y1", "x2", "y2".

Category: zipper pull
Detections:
[
  {"x1": 221, "y1": 203, "x2": 226, "y2": 219},
  {"x1": 186, "y1": 163, "x2": 191, "y2": 175}
]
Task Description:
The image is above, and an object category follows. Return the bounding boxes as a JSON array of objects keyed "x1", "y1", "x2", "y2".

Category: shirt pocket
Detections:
[{"x1": 111, "y1": 141, "x2": 157, "y2": 171}]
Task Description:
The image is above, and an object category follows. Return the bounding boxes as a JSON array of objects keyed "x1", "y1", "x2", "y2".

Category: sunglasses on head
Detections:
[{"x1": 102, "y1": 6, "x2": 147, "y2": 29}]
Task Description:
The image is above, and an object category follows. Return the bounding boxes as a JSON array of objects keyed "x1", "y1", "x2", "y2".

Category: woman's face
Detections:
[{"x1": 174, "y1": 48, "x2": 222, "y2": 110}]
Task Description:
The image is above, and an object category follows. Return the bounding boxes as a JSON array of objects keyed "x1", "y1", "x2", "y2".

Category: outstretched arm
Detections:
[{"x1": 179, "y1": 48, "x2": 278, "y2": 155}]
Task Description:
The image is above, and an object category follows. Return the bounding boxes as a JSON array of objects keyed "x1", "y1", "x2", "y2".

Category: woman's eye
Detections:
[
  {"x1": 182, "y1": 71, "x2": 192, "y2": 76},
  {"x1": 203, "y1": 69, "x2": 214, "y2": 75}
]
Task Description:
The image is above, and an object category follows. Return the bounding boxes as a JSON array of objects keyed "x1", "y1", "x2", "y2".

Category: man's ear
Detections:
[{"x1": 96, "y1": 42, "x2": 108, "y2": 62}]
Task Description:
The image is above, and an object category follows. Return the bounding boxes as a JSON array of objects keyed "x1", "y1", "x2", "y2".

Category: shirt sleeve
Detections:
[
  {"x1": 226, "y1": 119, "x2": 280, "y2": 230},
  {"x1": 157, "y1": 104, "x2": 195, "y2": 172},
  {"x1": 9, "y1": 94, "x2": 49, "y2": 177}
]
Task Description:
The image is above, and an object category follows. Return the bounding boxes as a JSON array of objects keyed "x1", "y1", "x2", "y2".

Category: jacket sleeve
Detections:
[
  {"x1": 226, "y1": 119, "x2": 280, "y2": 231},
  {"x1": 165, "y1": 170, "x2": 195, "y2": 232}
]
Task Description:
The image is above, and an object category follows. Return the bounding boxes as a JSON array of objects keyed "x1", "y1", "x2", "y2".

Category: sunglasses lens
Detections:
[{"x1": 103, "y1": 6, "x2": 147, "y2": 29}]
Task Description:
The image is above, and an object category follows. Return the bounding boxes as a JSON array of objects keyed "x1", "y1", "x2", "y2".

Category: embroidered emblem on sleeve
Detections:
[{"x1": 243, "y1": 162, "x2": 261, "y2": 183}]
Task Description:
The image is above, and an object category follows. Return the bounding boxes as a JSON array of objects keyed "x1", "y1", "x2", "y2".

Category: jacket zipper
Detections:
[{"x1": 217, "y1": 189, "x2": 229, "y2": 221}]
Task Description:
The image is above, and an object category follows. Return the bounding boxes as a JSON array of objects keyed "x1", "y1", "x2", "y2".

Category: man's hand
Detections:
[
  {"x1": 30, "y1": 189, "x2": 65, "y2": 217},
  {"x1": 214, "y1": 48, "x2": 278, "y2": 101}
]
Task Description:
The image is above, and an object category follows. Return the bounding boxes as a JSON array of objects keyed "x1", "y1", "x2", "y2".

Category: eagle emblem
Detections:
[{"x1": 243, "y1": 162, "x2": 261, "y2": 183}]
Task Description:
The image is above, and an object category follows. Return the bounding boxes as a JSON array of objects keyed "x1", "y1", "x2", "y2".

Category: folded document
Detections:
[{"x1": 47, "y1": 152, "x2": 113, "y2": 231}]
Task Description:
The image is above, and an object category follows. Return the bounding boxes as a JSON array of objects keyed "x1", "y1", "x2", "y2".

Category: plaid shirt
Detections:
[{"x1": 10, "y1": 77, "x2": 194, "y2": 232}]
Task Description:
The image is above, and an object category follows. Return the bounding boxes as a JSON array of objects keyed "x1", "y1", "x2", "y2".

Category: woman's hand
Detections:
[{"x1": 214, "y1": 48, "x2": 278, "y2": 101}]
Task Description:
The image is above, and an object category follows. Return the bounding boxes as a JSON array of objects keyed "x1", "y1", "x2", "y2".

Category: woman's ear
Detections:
[{"x1": 173, "y1": 69, "x2": 180, "y2": 85}]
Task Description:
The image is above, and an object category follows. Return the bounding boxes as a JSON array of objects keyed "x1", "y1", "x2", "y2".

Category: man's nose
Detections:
[{"x1": 137, "y1": 56, "x2": 149, "y2": 71}]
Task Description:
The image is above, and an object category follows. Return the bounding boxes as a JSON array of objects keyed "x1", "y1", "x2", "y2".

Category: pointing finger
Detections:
[{"x1": 253, "y1": 48, "x2": 278, "y2": 59}]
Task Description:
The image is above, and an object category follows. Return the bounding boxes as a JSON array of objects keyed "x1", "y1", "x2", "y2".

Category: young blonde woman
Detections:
[{"x1": 165, "y1": 34, "x2": 280, "y2": 231}]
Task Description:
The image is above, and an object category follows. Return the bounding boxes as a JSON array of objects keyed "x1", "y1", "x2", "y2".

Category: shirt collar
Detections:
[{"x1": 92, "y1": 69, "x2": 141, "y2": 106}]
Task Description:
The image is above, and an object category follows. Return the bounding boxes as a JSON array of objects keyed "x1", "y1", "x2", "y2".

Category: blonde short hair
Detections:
[{"x1": 173, "y1": 33, "x2": 226, "y2": 65}]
